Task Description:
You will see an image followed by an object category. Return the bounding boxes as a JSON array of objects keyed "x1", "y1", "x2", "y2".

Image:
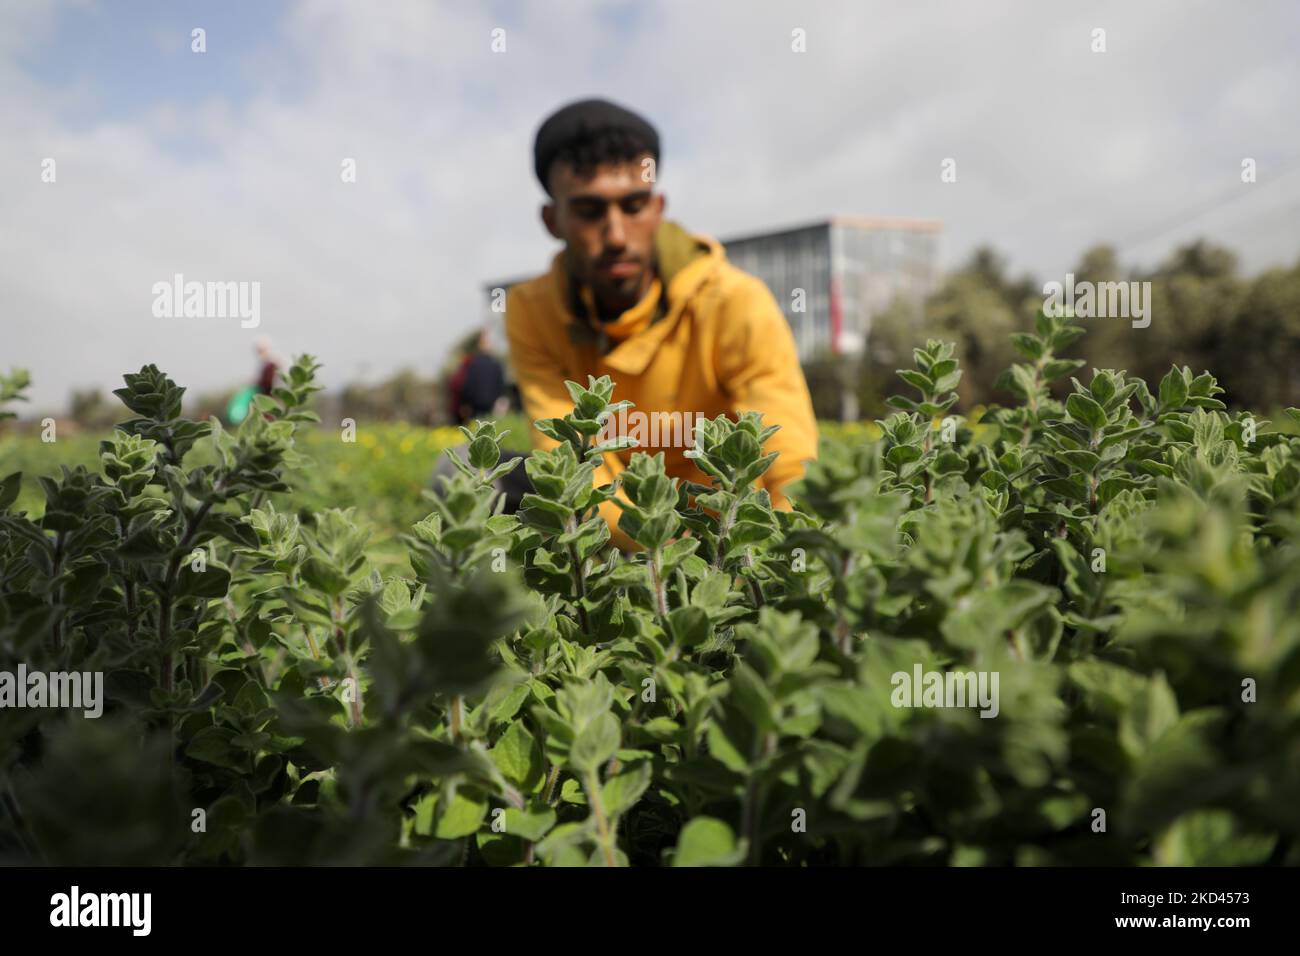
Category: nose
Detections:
[{"x1": 604, "y1": 206, "x2": 627, "y2": 248}]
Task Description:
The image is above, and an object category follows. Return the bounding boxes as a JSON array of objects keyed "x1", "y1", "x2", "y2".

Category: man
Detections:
[{"x1": 504, "y1": 98, "x2": 817, "y2": 549}]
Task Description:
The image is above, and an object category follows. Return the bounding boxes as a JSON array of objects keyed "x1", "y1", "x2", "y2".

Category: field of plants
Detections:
[
  {"x1": 1, "y1": 312, "x2": 1298, "y2": 866},
  {"x1": 0, "y1": 414, "x2": 881, "y2": 571}
]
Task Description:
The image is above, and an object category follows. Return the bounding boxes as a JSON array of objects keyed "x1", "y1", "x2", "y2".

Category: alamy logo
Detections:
[
  {"x1": 1043, "y1": 273, "x2": 1151, "y2": 329},
  {"x1": 891, "y1": 664, "x2": 1000, "y2": 718},
  {"x1": 50, "y1": 886, "x2": 151, "y2": 936},
  {"x1": 151, "y1": 273, "x2": 261, "y2": 328},
  {"x1": 596, "y1": 407, "x2": 704, "y2": 450},
  {"x1": 0, "y1": 664, "x2": 103, "y2": 718}
]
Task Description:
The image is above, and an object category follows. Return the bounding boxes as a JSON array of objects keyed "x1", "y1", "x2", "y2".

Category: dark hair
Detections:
[{"x1": 533, "y1": 98, "x2": 660, "y2": 196}]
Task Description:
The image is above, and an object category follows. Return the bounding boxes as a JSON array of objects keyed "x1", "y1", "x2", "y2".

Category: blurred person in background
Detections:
[
  {"x1": 435, "y1": 328, "x2": 529, "y2": 513},
  {"x1": 227, "y1": 336, "x2": 285, "y2": 424},
  {"x1": 504, "y1": 98, "x2": 818, "y2": 550},
  {"x1": 447, "y1": 327, "x2": 508, "y2": 425},
  {"x1": 255, "y1": 336, "x2": 283, "y2": 395}
]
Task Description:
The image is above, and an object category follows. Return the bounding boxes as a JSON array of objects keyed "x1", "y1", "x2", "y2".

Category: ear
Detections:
[
  {"x1": 654, "y1": 192, "x2": 666, "y2": 217},
  {"x1": 541, "y1": 203, "x2": 561, "y2": 240}
]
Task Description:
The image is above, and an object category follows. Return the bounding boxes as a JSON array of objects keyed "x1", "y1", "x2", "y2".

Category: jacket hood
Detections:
[{"x1": 653, "y1": 219, "x2": 718, "y2": 294}]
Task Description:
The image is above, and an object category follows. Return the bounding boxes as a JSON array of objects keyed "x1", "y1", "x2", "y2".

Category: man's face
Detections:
[{"x1": 542, "y1": 155, "x2": 665, "y2": 314}]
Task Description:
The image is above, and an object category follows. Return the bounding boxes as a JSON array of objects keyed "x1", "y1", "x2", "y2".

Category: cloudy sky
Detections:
[{"x1": 3, "y1": 0, "x2": 1298, "y2": 411}]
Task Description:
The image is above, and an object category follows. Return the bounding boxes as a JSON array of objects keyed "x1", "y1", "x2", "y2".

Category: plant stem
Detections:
[
  {"x1": 584, "y1": 769, "x2": 617, "y2": 867},
  {"x1": 740, "y1": 731, "x2": 778, "y2": 865},
  {"x1": 158, "y1": 480, "x2": 224, "y2": 694},
  {"x1": 110, "y1": 515, "x2": 141, "y2": 642},
  {"x1": 302, "y1": 623, "x2": 323, "y2": 662},
  {"x1": 124, "y1": 579, "x2": 138, "y2": 643},
  {"x1": 648, "y1": 548, "x2": 669, "y2": 619},
  {"x1": 159, "y1": 590, "x2": 174, "y2": 694},
  {"x1": 834, "y1": 552, "x2": 855, "y2": 654},
  {"x1": 449, "y1": 695, "x2": 465, "y2": 745},
  {"x1": 713, "y1": 498, "x2": 739, "y2": 570},
  {"x1": 346, "y1": 658, "x2": 363, "y2": 727},
  {"x1": 327, "y1": 595, "x2": 362, "y2": 726},
  {"x1": 543, "y1": 764, "x2": 562, "y2": 806},
  {"x1": 742, "y1": 548, "x2": 765, "y2": 608},
  {"x1": 49, "y1": 530, "x2": 67, "y2": 653},
  {"x1": 564, "y1": 516, "x2": 591, "y2": 635},
  {"x1": 922, "y1": 417, "x2": 935, "y2": 505}
]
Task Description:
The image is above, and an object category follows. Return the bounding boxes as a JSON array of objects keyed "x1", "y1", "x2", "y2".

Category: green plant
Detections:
[{"x1": 2, "y1": 316, "x2": 1298, "y2": 866}]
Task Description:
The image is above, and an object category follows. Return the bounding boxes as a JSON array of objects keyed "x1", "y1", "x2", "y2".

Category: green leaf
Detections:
[
  {"x1": 690, "y1": 569, "x2": 733, "y2": 611},
  {"x1": 668, "y1": 605, "x2": 712, "y2": 648},
  {"x1": 672, "y1": 817, "x2": 745, "y2": 867},
  {"x1": 1009, "y1": 333, "x2": 1044, "y2": 360},
  {"x1": 185, "y1": 726, "x2": 242, "y2": 770},
  {"x1": 0, "y1": 472, "x2": 21, "y2": 512},
  {"x1": 502, "y1": 805, "x2": 557, "y2": 843},
  {"x1": 300, "y1": 555, "x2": 350, "y2": 596},
  {"x1": 1158, "y1": 367, "x2": 1189, "y2": 410},
  {"x1": 1042, "y1": 358, "x2": 1086, "y2": 382},
  {"x1": 435, "y1": 790, "x2": 488, "y2": 839},
  {"x1": 727, "y1": 663, "x2": 778, "y2": 734},
  {"x1": 1065, "y1": 393, "x2": 1106, "y2": 432},
  {"x1": 1154, "y1": 810, "x2": 1277, "y2": 866},
  {"x1": 1119, "y1": 672, "x2": 1179, "y2": 759},
  {"x1": 207, "y1": 513, "x2": 260, "y2": 549},
  {"x1": 1090, "y1": 370, "x2": 1116, "y2": 405},
  {"x1": 719, "y1": 430, "x2": 760, "y2": 468},
  {"x1": 660, "y1": 535, "x2": 700, "y2": 570},
  {"x1": 933, "y1": 370, "x2": 962, "y2": 394},
  {"x1": 1067, "y1": 660, "x2": 1148, "y2": 718},
  {"x1": 1056, "y1": 450, "x2": 1100, "y2": 473},
  {"x1": 468, "y1": 435, "x2": 498, "y2": 471},
  {"x1": 175, "y1": 562, "x2": 231, "y2": 599},
  {"x1": 1125, "y1": 710, "x2": 1229, "y2": 833},
  {"x1": 897, "y1": 370, "x2": 933, "y2": 394},
  {"x1": 569, "y1": 712, "x2": 620, "y2": 773},
  {"x1": 491, "y1": 721, "x2": 545, "y2": 792},
  {"x1": 601, "y1": 762, "x2": 652, "y2": 816},
  {"x1": 1096, "y1": 475, "x2": 1144, "y2": 506}
]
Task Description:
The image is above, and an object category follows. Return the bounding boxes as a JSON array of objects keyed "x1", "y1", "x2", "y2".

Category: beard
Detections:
[{"x1": 574, "y1": 253, "x2": 651, "y2": 320}]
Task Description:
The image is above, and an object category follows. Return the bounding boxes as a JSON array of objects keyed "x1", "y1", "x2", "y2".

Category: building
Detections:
[
  {"x1": 720, "y1": 217, "x2": 941, "y2": 360},
  {"x1": 481, "y1": 216, "x2": 942, "y2": 362}
]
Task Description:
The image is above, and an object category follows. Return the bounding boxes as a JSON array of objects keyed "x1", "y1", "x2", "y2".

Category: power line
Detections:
[{"x1": 1113, "y1": 156, "x2": 1300, "y2": 254}]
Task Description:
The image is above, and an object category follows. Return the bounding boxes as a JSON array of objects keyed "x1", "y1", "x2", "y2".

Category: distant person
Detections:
[
  {"x1": 504, "y1": 98, "x2": 818, "y2": 549},
  {"x1": 226, "y1": 337, "x2": 285, "y2": 424},
  {"x1": 255, "y1": 336, "x2": 283, "y2": 395},
  {"x1": 448, "y1": 329, "x2": 507, "y2": 425},
  {"x1": 435, "y1": 330, "x2": 529, "y2": 511}
]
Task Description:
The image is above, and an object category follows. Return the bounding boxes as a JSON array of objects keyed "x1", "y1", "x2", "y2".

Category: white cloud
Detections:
[{"x1": 2, "y1": 0, "x2": 1297, "y2": 411}]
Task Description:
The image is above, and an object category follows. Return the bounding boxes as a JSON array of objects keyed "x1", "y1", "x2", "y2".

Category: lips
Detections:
[{"x1": 602, "y1": 260, "x2": 640, "y2": 278}]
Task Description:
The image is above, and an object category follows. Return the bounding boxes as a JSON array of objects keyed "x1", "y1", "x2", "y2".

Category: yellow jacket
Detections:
[{"x1": 504, "y1": 220, "x2": 818, "y2": 549}]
